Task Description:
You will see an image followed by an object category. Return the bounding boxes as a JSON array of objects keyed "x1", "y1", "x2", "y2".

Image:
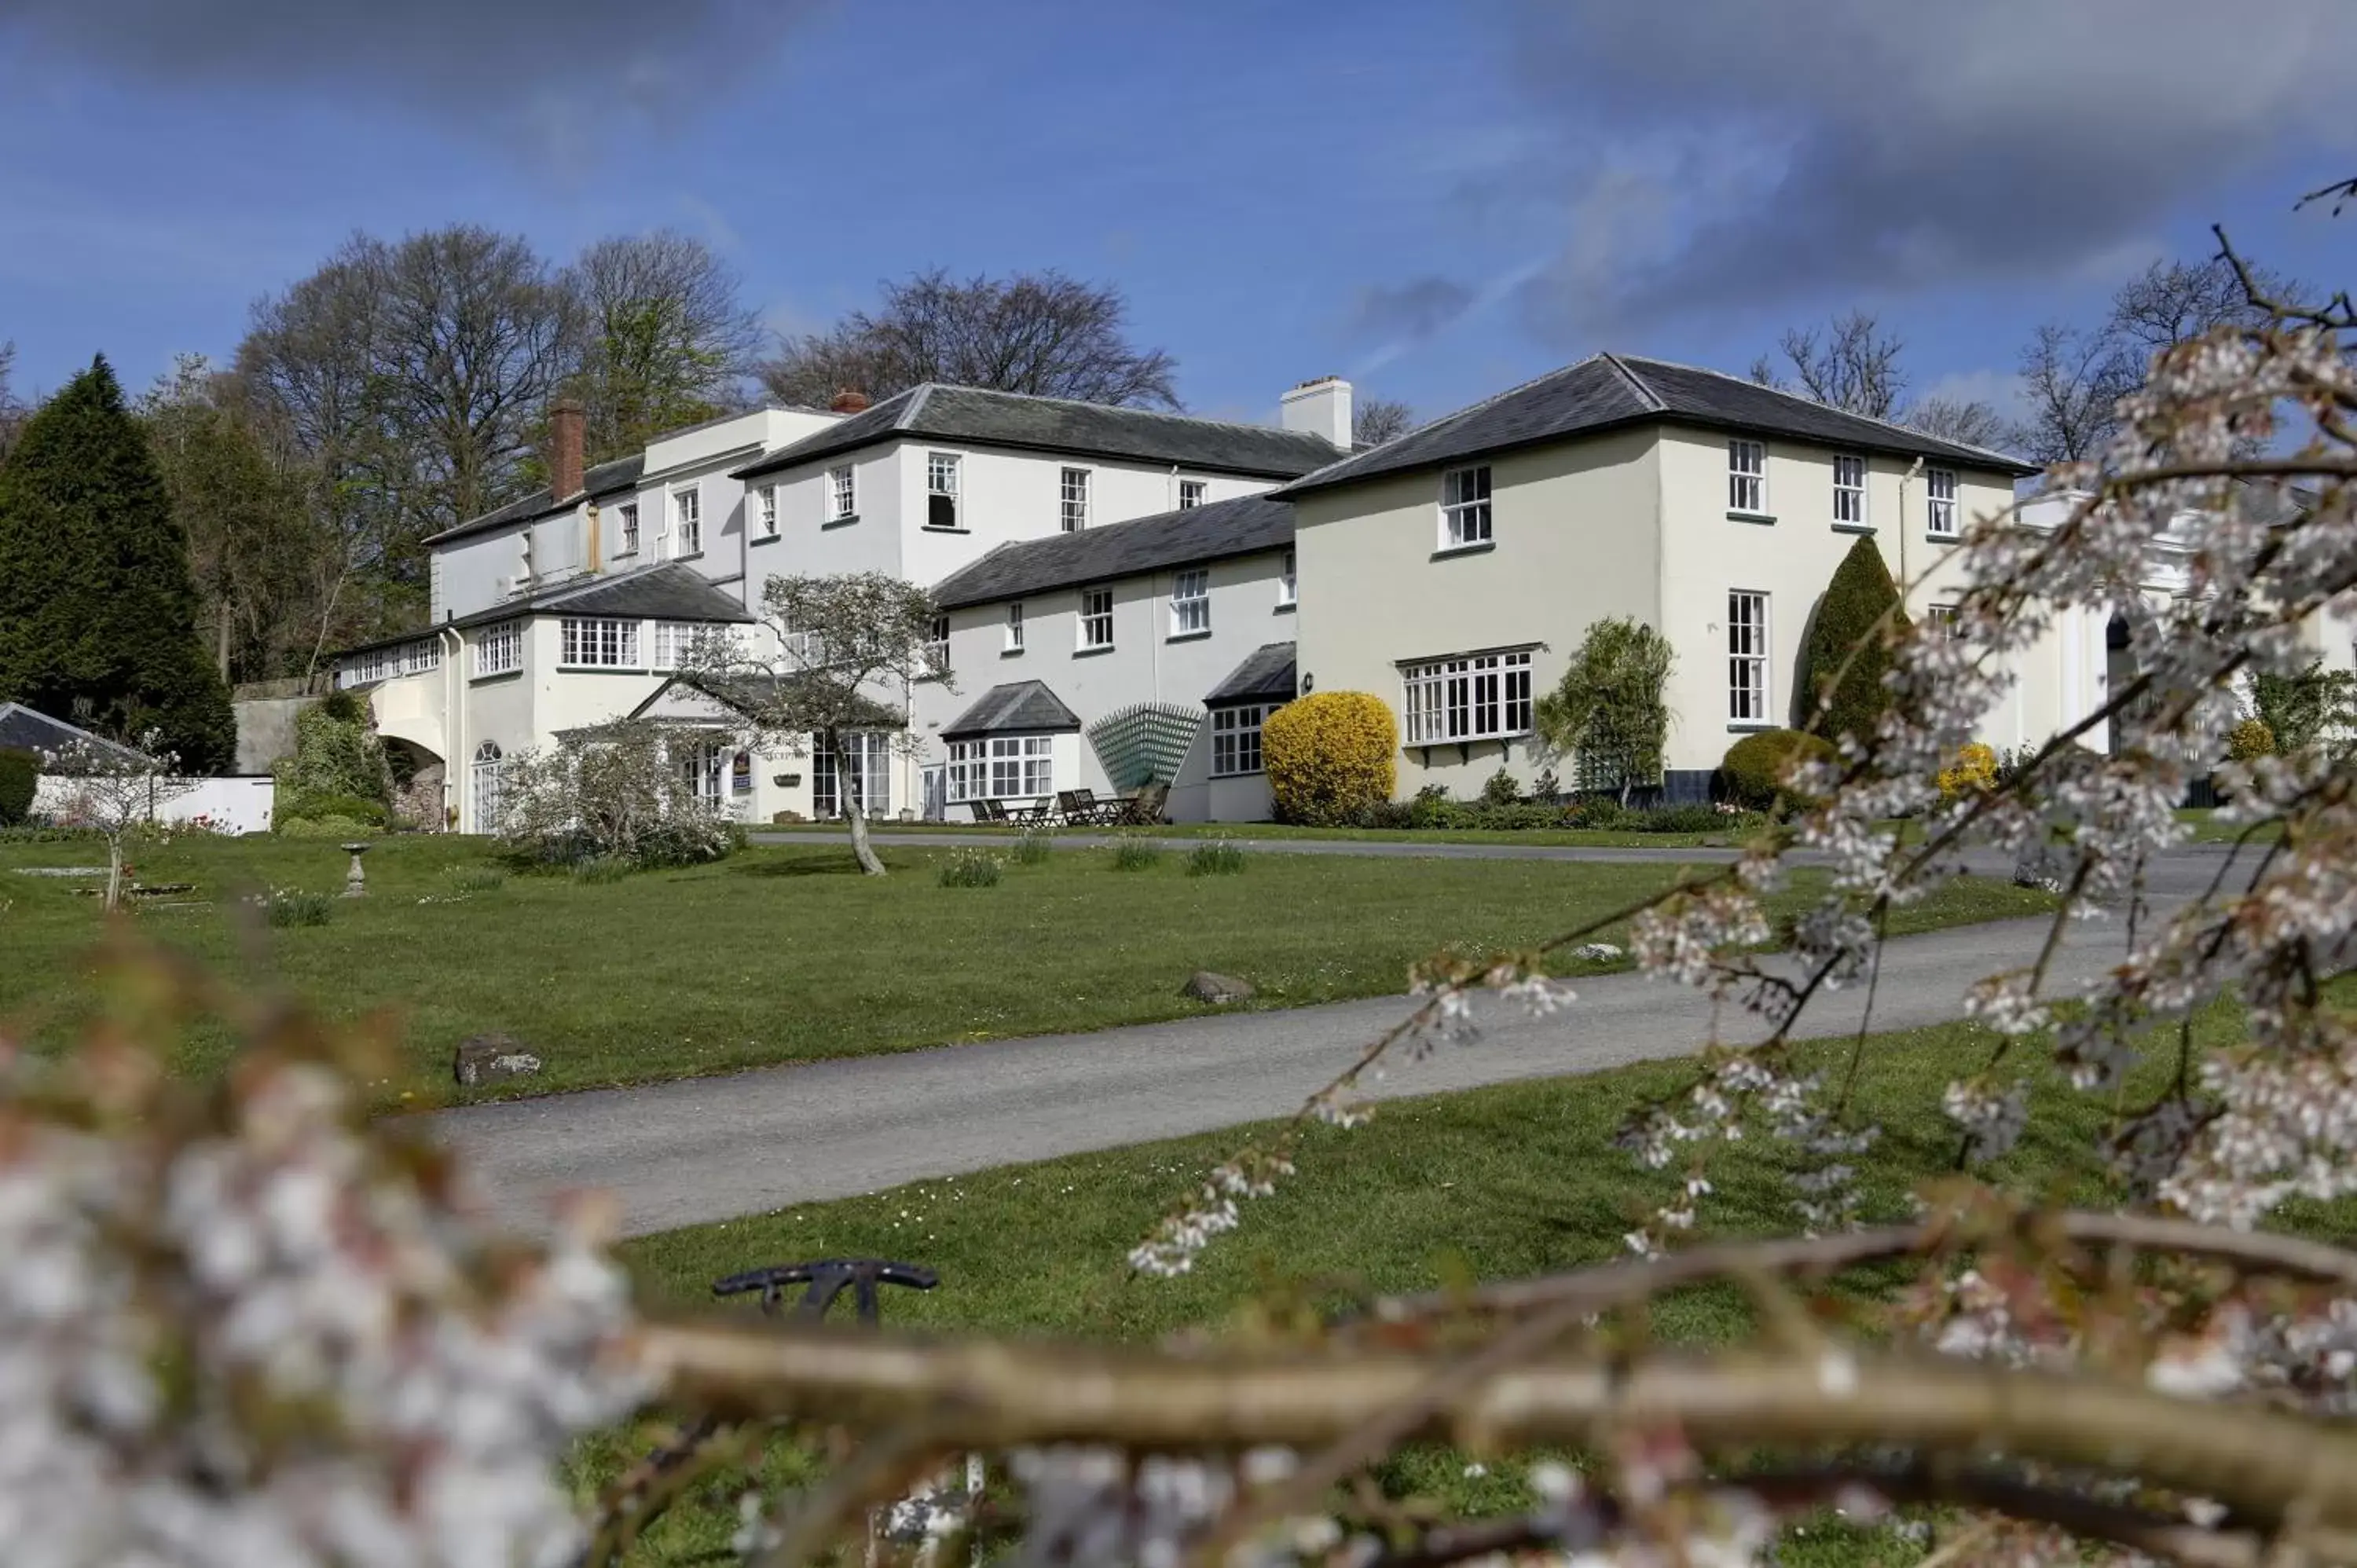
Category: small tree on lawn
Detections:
[
  {"x1": 1533, "y1": 617, "x2": 1674, "y2": 804},
  {"x1": 493, "y1": 718, "x2": 735, "y2": 870},
  {"x1": 42, "y1": 731, "x2": 196, "y2": 910},
  {"x1": 1801, "y1": 532, "x2": 1908, "y2": 746},
  {"x1": 681, "y1": 572, "x2": 944, "y2": 877}
]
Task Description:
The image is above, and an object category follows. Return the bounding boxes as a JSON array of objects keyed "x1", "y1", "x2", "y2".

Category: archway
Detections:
[{"x1": 383, "y1": 738, "x2": 445, "y2": 830}]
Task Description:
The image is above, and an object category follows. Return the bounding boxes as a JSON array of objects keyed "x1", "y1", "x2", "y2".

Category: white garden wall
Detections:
[{"x1": 35, "y1": 775, "x2": 277, "y2": 835}]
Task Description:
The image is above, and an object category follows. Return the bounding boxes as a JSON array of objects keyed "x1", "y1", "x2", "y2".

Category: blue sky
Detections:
[{"x1": 2, "y1": 0, "x2": 2352, "y2": 430}]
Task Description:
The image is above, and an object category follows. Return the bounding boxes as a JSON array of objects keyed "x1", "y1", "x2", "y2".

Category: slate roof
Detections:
[
  {"x1": 940, "y1": 680, "x2": 1083, "y2": 739},
  {"x1": 1277, "y1": 352, "x2": 2037, "y2": 497},
  {"x1": 421, "y1": 453, "x2": 648, "y2": 547},
  {"x1": 733, "y1": 384, "x2": 1343, "y2": 482},
  {"x1": 1204, "y1": 643, "x2": 1297, "y2": 707},
  {"x1": 449, "y1": 562, "x2": 755, "y2": 631},
  {"x1": 929, "y1": 493, "x2": 1293, "y2": 610},
  {"x1": 627, "y1": 674, "x2": 904, "y2": 731},
  {"x1": 0, "y1": 702, "x2": 146, "y2": 764}
]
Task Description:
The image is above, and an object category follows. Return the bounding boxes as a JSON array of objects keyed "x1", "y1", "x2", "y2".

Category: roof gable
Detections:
[
  {"x1": 930, "y1": 493, "x2": 1292, "y2": 610},
  {"x1": 1276, "y1": 352, "x2": 2035, "y2": 497},
  {"x1": 451, "y1": 562, "x2": 755, "y2": 629},
  {"x1": 940, "y1": 680, "x2": 1082, "y2": 739},
  {"x1": 735, "y1": 383, "x2": 1342, "y2": 482}
]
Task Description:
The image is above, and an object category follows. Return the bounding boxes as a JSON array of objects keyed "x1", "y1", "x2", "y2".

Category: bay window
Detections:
[
  {"x1": 945, "y1": 736, "x2": 1055, "y2": 802},
  {"x1": 1401, "y1": 648, "x2": 1533, "y2": 745}
]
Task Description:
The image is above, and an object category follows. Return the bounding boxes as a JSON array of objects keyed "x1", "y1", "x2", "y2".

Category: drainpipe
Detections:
[
  {"x1": 1898, "y1": 456, "x2": 1923, "y2": 606},
  {"x1": 438, "y1": 624, "x2": 464, "y2": 833}
]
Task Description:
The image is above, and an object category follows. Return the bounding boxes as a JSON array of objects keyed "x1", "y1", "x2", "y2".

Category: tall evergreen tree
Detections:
[
  {"x1": 0, "y1": 357, "x2": 236, "y2": 771},
  {"x1": 1800, "y1": 534, "x2": 1908, "y2": 747}
]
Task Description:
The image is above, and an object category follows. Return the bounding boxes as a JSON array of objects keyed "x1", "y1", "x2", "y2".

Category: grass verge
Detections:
[{"x1": 0, "y1": 835, "x2": 2048, "y2": 1103}]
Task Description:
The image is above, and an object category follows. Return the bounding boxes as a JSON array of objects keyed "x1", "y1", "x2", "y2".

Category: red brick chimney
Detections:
[
  {"x1": 830, "y1": 388, "x2": 871, "y2": 414},
  {"x1": 548, "y1": 399, "x2": 585, "y2": 499}
]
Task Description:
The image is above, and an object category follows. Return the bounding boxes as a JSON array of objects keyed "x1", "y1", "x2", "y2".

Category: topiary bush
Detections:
[
  {"x1": 0, "y1": 746, "x2": 37, "y2": 826},
  {"x1": 2227, "y1": 717, "x2": 2276, "y2": 763},
  {"x1": 1720, "y1": 729, "x2": 1839, "y2": 813},
  {"x1": 1263, "y1": 691, "x2": 1398, "y2": 826},
  {"x1": 1801, "y1": 535, "x2": 1908, "y2": 747}
]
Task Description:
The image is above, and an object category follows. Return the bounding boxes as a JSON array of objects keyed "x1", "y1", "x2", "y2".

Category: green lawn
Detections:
[
  {"x1": 0, "y1": 833, "x2": 2048, "y2": 1103},
  {"x1": 602, "y1": 1002, "x2": 2309, "y2": 1566}
]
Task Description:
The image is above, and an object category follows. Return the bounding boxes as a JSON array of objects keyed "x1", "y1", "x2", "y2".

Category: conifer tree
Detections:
[
  {"x1": 0, "y1": 357, "x2": 236, "y2": 771},
  {"x1": 1800, "y1": 533, "x2": 1908, "y2": 747}
]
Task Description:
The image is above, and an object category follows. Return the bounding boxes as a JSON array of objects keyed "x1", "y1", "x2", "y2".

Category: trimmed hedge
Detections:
[
  {"x1": 1801, "y1": 534, "x2": 1907, "y2": 746},
  {"x1": 1719, "y1": 729, "x2": 1838, "y2": 812},
  {"x1": 0, "y1": 746, "x2": 37, "y2": 826},
  {"x1": 1263, "y1": 691, "x2": 1398, "y2": 826}
]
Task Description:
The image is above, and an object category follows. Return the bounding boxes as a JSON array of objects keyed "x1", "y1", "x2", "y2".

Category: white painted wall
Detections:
[
  {"x1": 1290, "y1": 425, "x2": 1663, "y2": 799},
  {"x1": 35, "y1": 775, "x2": 275, "y2": 834},
  {"x1": 912, "y1": 549, "x2": 1296, "y2": 820}
]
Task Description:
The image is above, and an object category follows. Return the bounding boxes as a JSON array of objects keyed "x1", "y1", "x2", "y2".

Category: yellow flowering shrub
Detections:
[
  {"x1": 1263, "y1": 691, "x2": 1398, "y2": 825},
  {"x1": 1937, "y1": 741, "x2": 1999, "y2": 801},
  {"x1": 2227, "y1": 717, "x2": 2275, "y2": 762}
]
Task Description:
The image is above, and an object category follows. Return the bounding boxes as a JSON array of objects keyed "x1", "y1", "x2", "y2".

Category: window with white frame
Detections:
[
  {"x1": 1834, "y1": 454, "x2": 1867, "y2": 525},
  {"x1": 560, "y1": 616, "x2": 640, "y2": 669},
  {"x1": 946, "y1": 736, "x2": 1054, "y2": 802},
  {"x1": 1278, "y1": 549, "x2": 1297, "y2": 608},
  {"x1": 811, "y1": 731, "x2": 891, "y2": 818},
  {"x1": 1928, "y1": 603, "x2": 1962, "y2": 639},
  {"x1": 1400, "y1": 649, "x2": 1534, "y2": 745},
  {"x1": 1060, "y1": 467, "x2": 1090, "y2": 532},
  {"x1": 1178, "y1": 479, "x2": 1206, "y2": 510},
  {"x1": 927, "y1": 614, "x2": 950, "y2": 676},
  {"x1": 1728, "y1": 590, "x2": 1770, "y2": 722},
  {"x1": 1169, "y1": 568, "x2": 1209, "y2": 637},
  {"x1": 617, "y1": 501, "x2": 640, "y2": 555},
  {"x1": 673, "y1": 487, "x2": 702, "y2": 555},
  {"x1": 827, "y1": 464, "x2": 856, "y2": 521},
  {"x1": 470, "y1": 742, "x2": 503, "y2": 829},
  {"x1": 1211, "y1": 705, "x2": 1270, "y2": 776},
  {"x1": 652, "y1": 621, "x2": 702, "y2": 671},
  {"x1": 1440, "y1": 465, "x2": 1492, "y2": 549},
  {"x1": 1926, "y1": 467, "x2": 1959, "y2": 537},
  {"x1": 926, "y1": 452, "x2": 961, "y2": 529},
  {"x1": 1728, "y1": 440, "x2": 1767, "y2": 514},
  {"x1": 1080, "y1": 588, "x2": 1114, "y2": 650},
  {"x1": 1005, "y1": 602, "x2": 1025, "y2": 653},
  {"x1": 474, "y1": 621, "x2": 522, "y2": 677},
  {"x1": 754, "y1": 485, "x2": 779, "y2": 539},
  {"x1": 677, "y1": 739, "x2": 724, "y2": 807}
]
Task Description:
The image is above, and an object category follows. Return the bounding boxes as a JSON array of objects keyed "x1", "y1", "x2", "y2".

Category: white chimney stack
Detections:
[{"x1": 1281, "y1": 376, "x2": 1353, "y2": 450}]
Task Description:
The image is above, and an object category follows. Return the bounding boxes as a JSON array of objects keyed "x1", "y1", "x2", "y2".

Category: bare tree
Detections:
[
  {"x1": 1766, "y1": 310, "x2": 1908, "y2": 419},
  {"x1": 2011, "y1": 322, "x2": 2131, "y2": 464},
  {"x1": 2108, "y1": 255, "x2": 2292, "y2": 358},
  {"x1": 236, "y1": 227, "x2": 579, "y2": 647},
  {"x1": 757, "y1": 269, "x2": 1179, "y2": 409},
  {"x1": 680, "y1": 572, "x2": 944, "y2": 877},
  {"x1": 565, "y1": 232, "x2": 759, "y2": 463},
  {"x1": 1352, "y1": 396, "x2": 1417, "y2": 445},
  {"x1": 371, "y1": 226, "x2": 581, "y2": 547},
  {"x1": 1761, "y1": 312, "x2": 2010, "y2": 452},
  {"x1": 39, "y1": 731, "x2": 197, "y2": 910},
  {"x1": 1904, "y1": 394, "x2": 2011, "y2": 451}
]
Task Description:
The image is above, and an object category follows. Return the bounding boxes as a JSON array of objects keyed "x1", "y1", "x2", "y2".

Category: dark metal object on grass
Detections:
[{"x1": 712, "y1": 1258, "x2": 940, "y2": 1324}]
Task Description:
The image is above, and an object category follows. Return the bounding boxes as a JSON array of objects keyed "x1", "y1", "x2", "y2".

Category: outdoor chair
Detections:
[
  {"x1": 967, "y1": 799, "x2": 1008, "y2": 825},
  {"x1": 1057, "y1": 787, "x2": 1123, "y2": 826},
  {"x1": 1113, "y1": 782, "x2": 1169, "y2": 826}
]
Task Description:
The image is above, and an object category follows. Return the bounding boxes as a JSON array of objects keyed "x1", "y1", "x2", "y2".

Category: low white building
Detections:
[{"x1": 912, "y1": 493, "x2": 1301, "y2": 822}]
